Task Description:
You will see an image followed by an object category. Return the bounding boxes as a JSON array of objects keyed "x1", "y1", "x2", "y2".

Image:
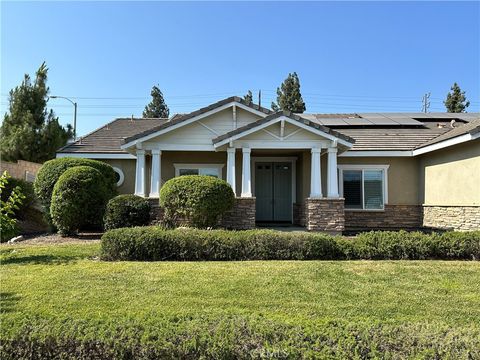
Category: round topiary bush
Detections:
[
  {"x1": 34, "y1": 157, "x2": 117, "y2": 214},
  {"x1": 0, "y1": 177, "x2": 35, "y2": 219},
  {"x1": 103, "y1": 194, "x2": 151, "y2": 230},
  {"x1": 50, "y1": 166, "x2": 110, "y2": 235},
  {"x1": 159, "y1": 175, "x2": 235, "y2": 228}
]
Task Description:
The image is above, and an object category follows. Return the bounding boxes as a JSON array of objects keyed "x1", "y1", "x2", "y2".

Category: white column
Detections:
[
  {"x1": 327, "y1": 147, "x2": 339, "y2": 198},
  {"x1": 241, "y1": 147, "x2": 252, "y2": 197},
  {"x1": 149, "y1": 149, "x2": 162, "y2": 198},
  {"x1": 310, "y1": 147, "x2": 322, "y2": 198},
  {"x1": 134, "y1": 149, "x2": 146, "y2": 197},
  {"x1": 226, "y1": 148, "x2": 236, "y2": 195}
]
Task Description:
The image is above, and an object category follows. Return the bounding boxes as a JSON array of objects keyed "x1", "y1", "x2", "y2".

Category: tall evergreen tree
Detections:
[
  {"x1": 244, "y1": 90, "x2": 253, "y2": 104},
  {"x1": 0, "y1": 62, "x2": 73, "y2": 163},
  {"x1": 271, "y1": 72, "x2": 306, "y2": 113},
  {"x1": 444, "y1": 83, "x2": 470, "y2": 113},
  {"x1": 143, "y1": 85, "x2": 169, "y2": 118}
]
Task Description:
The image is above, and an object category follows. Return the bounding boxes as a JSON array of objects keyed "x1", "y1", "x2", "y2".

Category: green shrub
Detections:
[
  {"x1": 101, "y1": 227, "x2": 480, "y2": 261},
  {"x1": 34, "y1": 157, "x2": 117, "y2": 214},
  {"x1": 0, "y1": 177, "x2": 35, "y2": 219},
  {"x1": 50, "y1": 166, "x2": 110, "y2": 236},
  {"x1": 103, "y1": 194, "x2": 151, "y2": 230},
  {"x1": 1, "y1": 318, "x2": 479, "y2": 359},
  {"x1": 0, "y1": 172, "x2": 25, "y2": 242},
  {"x1": 159, "y1": 175, "x2": 235, "y2": 228}
]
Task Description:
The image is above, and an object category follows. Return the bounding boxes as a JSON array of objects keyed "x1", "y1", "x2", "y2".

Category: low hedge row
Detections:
[
  {"x1": 1, "y1": 317, "x2": 479, "y2": 359},
  {"x1": 101, "y1": 228, "x2": 480, "y2": 261}
]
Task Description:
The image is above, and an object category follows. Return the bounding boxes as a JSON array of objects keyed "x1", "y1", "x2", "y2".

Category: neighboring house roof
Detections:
[
  {"x1": 123, "y1": 96, "x2": 273, "y2": 145},
  {"x1": 415, "y1": 118, "x2": 480, "y2": 149},
  {"x1": 57, "y1": 118, "x2": 167, "y2": 154},
  {"x1": 212, "y1": 110, "x2": 355, "y2": 146}
]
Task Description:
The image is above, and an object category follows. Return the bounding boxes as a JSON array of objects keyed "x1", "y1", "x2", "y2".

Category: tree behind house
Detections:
[
  {"x1": 244, "y1": 90, "x2": 253, "y2": 104},
  {"x1": 271, "y1": 72, "x2": 306, "y2": 113},
  {"x1": 444, "y1": 83, "x2": 470, "y2": 113},
  {"x1": 0, "y1": 62, "x2": 73, "y2": 163},
  {"x1": 143, "y1": 86, "x2": 169, "y2": 118}
]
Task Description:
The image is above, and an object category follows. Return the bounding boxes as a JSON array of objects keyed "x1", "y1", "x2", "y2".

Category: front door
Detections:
[{"x1": 255, "y1": 162, "x2": 292, "y2": 222}]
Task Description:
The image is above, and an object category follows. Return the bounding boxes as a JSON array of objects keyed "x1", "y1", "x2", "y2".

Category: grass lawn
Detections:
[{"x1": 1, "y1": 242, "x2": 480, "y2": 358}]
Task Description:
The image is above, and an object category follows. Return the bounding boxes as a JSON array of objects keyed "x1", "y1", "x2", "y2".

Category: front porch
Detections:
[
  {"x1": 124, "y1": 110, "x2": 354, "y2": 233},
  {"x1": 136, "y1": 146, "x2": 346, "y2": 233}
]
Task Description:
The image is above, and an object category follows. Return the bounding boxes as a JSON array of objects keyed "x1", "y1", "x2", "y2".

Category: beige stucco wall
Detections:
[
  {"x1": 419, "y1": 139, "x2": 480, "y2": 206},
  {"x1": 102, "y1": 159, "x2": 137, "y2": 194}
]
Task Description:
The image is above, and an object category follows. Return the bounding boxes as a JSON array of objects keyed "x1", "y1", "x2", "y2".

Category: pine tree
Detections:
[
  {"x1": 0, "y1": 62, "x2": 73, "y2": 163},
  {"x1": 271, "y1": 72, "x2": 306, "y2": 113},
  {"x1": 244, "y1": 90, "x2": 253, "y2": 104},
  {"x1": 444, "y1": 83, "x2": 470, "y2": 113},
  {"x1": 143, "y1": 85, "x2": 169, "y2": 118}
]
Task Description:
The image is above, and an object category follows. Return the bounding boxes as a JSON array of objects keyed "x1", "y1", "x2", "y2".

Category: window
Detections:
[
  {"x1": 112, "y1": 167, "x2": 125, "y2": 186},
  {"x1": 174, "y1": 164, "x2": 224, "y2": 179},
  {"x1": 338, "y1": 165, "x2": 388, "y2": 210}
]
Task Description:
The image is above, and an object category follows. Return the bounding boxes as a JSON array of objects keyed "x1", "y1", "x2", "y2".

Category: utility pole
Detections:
[
  {"x1": 258, "y1": 90, "x2": 261, "y2": 108},
  {"x1": 421, "y1": 92, "x2": 431, "y2": 113}
]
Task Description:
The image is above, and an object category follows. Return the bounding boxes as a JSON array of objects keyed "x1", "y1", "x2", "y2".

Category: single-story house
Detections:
[{"x1": 57, "y1": 96, "x2": 480, "y2": 233}]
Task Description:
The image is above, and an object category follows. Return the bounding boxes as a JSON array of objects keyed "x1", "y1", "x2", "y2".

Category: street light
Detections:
[{"x1": 50, "y1": 96, "x2": 77, "y2": 140}]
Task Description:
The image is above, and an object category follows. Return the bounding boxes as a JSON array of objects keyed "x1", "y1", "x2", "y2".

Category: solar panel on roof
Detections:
[
  {"x1": 344, "y1": 118, "x2": 374, "y2": 125},
  {"x1": 316, "y1": 119, "x2": 350, "y2": 126}
]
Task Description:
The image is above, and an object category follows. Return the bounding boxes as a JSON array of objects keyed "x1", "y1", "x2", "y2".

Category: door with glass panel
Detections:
[{"x1": 255, "y1": 162, "x2": 292, "y2": 222}]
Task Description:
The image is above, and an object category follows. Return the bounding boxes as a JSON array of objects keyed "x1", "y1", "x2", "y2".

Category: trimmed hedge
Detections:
[
  {"x1": 51, "y1": 166, "x2": 111, "y2": 235},
  {"x1": 101, "y1": 228, "x2": 480, "y2": 261},
  {"x1": 2, "y1": 317, "x2": 479, "y2": 359},
  {"x1": 159, "y1": 175, "x2": 234, "y2": 228},
  {"x1": 103, "y1": 194, "x2": 151, "y2": 230},
  {"x1": 34, "y1": 157, "x2": 117, "y2": 214}
]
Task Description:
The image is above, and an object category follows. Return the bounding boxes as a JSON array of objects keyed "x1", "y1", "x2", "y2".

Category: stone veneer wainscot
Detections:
[{"x1": 423, "y1": 205, "x2": 480, "y2": 231}]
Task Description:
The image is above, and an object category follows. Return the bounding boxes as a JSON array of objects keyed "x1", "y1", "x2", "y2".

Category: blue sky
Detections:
[{"x1": 1, "y1": 1, "x2": 479, "y2": 136}]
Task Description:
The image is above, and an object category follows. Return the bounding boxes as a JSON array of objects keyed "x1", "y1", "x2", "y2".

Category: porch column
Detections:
[
  {"x1": 135, "y1": 149, "x2": 146, "y2": 197},
  {"x1": 149, "y1": 149, "x2": 162, "y2": 198},
  {"x1": 226, "y1": 147, "x2": 236, "y2": 195},
  {"x1": 327, "y1": 147, "x2": 339, "y2": 198},
  {"x1": 241, "y1": 148, "x2": 252, "y2": 197},
  {"x1": 310, "y1": 147, "x2": 322, "y2": 198}
]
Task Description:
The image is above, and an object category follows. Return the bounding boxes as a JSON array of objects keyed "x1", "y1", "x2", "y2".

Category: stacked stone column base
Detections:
[
  {"x1": 221, "y1": 197, "x2": 256, "y2": 230},
  {"x1": 305, "y1": 198, "x2": 345, "y2": 234}
]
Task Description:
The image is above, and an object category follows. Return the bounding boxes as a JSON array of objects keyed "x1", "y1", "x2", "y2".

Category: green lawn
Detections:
[{"x1": 1, "y1": 242, "x2": 480, "y2": 358}]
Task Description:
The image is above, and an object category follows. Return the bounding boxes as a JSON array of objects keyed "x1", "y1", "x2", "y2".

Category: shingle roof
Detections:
[
  {"x1": 415, "y1": 118, "x2": 480, "y2": 149},
  {"x1": 57, "y1": 118, "x2": 167, "y2": 154},
  {"x1": 123, "y1": 96, "x2": 273, "y2": 145},
  {"x1": 212, "y1": 111, "x2": 355, "y2": 145}
]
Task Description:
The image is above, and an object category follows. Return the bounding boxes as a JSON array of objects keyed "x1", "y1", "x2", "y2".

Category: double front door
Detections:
[{"x1": 255, "y1": 162, "x2": 292, "y2": 222}]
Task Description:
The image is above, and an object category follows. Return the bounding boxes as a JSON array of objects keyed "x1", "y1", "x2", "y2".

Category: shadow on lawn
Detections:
[
  {"x1": 0, "y1": 292, "x2": 21, "y2": 313},
  {"x1": 0, "y1": 252, "x2": 84, "y2": 266}
]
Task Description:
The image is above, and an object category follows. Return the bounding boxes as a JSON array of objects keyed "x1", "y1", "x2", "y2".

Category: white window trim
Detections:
[
  {"x1": 112, "y1": 167, "x2": 125, "y2": 186},
  {"x1": 337, "y1": 164, "x2": 389, "y2": 211},
  {"x1": 173, "y1": 163, "x2": 225, "y2": 179}
]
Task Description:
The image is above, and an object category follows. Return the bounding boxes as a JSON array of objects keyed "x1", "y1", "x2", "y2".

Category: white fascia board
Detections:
[
  {"x1": 214, "y1": 115, "x2": 354, "y2": 148},
  {"x1": 56, "y1": 153, "x2": 136, "y2": 159},
  {"x1": 339, "y1": 150, "x2": 413, "y2": 157},
  {"x1": 412, "y1": 133, "x2": 476, "y2": 156},
  {"x1": 232, "y1": 140, "x2": 328, "y2": 149},
  {"x1": 143, "y1": 143, "x2": 215, "y2": 151},
  {"x1": 121, "y1": 101, "x2": 268, "y2": 150}
]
